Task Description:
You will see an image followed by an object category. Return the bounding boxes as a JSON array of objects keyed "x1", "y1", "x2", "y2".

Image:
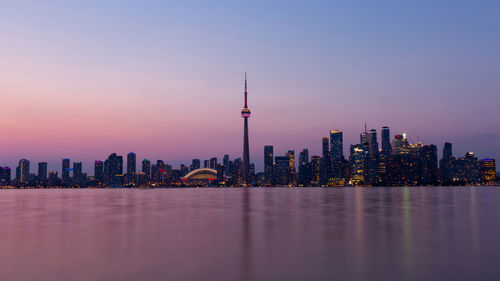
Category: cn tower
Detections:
[{"x1": 241, "y1": 72, "x2": 251, "y2": 184}]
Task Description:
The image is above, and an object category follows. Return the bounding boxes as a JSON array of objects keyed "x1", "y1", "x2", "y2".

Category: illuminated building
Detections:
[
  {"x1": 151, "y1": 164, "x2": 158, "y2": 183},
  {"x1": 330, "y1": 130, "x2": 344, "y2": 178},
  {"x1": 127, "y1": 152, "x2": 136, "y2": 185},
  {"x1": 264, "y1": 145, "x2": 274, "y2": 183},
  {"x1": 62, "y1": 158, "x2": 70, "y2": 184},
  {"x1": 330, "y1": 130, "x2": 343, "y2": 160},
  {"x1": 420, "y1": 145, "x2": 438, "y2": 185},
  {"x1": 286, "y1": 150, "x2": 296, "y2": 185},
  {"x1": 364, "y1": 129, "x2": 380, "y2": 185},
  {"x1": 142, "y1": 159, "x2": 151, "y2": 180},
  {"x1": 16, "y1": 159, "x2": 30, "y2": 184},
  {"x1": 392, "y1": 134, "x2": 410, "y2": 155},
  {"x1": 439, "y1": 142, "x2": 455, "y2": 184},
  {"x1": 0, "y1": 167, "x2": 11, "y2": 185},
  {"x1": 104, "y1": 153, "x2": 123, "y2": 185},
  {"x1": 368, "y1": 129, "x2": 378, "y2": 154},
  {"x1": 48, "y1": 171, "x2": 59, "y2": 186},
  {"x1": 360, "y1": 124, "x2": 369, "y2": 145},
  {"x1": 94, "y1": 161, "x2": 104, "y2": 183},
  {"x1": 223, "y1": 155, "x2": 230, "y2": 176},
  {"x1": 455, "y1": 152, "x2": 479, "y2": 185},
  {"x1": 350, "y1": 145, "x2": 367, "y2": 186},
  {"x1": 241, "y1": 72, "x2": 251, "y2": 184},
  {"x1": 480, "y1": 159, "x2": 496, "y2": 185},
  {"x1": 137, "y1": 172, "x2": 147, "y2": 186},
  {"x1": 275, "y1": 156, "x2": 289, "y2": 185},
  {"x1": 311, "y1": 156, "x2": 321, "y2": 185},
  {"x1": 204, "y1": 160, "x2": 209, "y2": 168},
  {"x1": 298, "y1": 149, "x2": 310, "y2": 185},
  {"x1": 210, "y1": 157, "x2": 217, "y2": 169}
]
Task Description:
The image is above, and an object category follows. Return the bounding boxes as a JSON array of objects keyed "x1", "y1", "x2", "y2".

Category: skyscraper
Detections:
[
  {"x1": 321, "y1": 137, "x2": 331, "y2": 183},
  {"x1": 311, "y1": 156, "x2": 321, "y2": 185},
  {"x1": 127, "y1": 152, "x2": 136, "y2": 185},
  {"x1": 38, "y1": 162, "x2": 48, "y2": 181},
  {"x1": 286, "y1": 150, "x2": 296, "y2": 184},
  {"x1": 142, "y1": 159, "x2": 151, "y2": 179},
  {"x1": 298, "y1": 149, "x2": 310, "y2": 186},
  {"x1": 264, "y1": 145, "x2": 274, "y2": 182},
  {"x1": 330, "y1": 130, "x2": 343, "y2": 178},
  {"x1": 350, "y1": 145, "x2": 367, "y2": 186},
  {"x1": 94, "y1": 161, "x2": 104, "y2": 183},
  {"x1": 241, "y1": 72, "x2": 251, "y2": 184},
  {"x1": 275, "y1": 156, "x2": 289, "y2": 186},
  {"x1": 17, "y1": 159, "x2": 30, "y2": 184},
  {"x1": 104, "y1": 153, "x2": 123, "y2": 185},
  {"x1": 440, "y1": 142, "x2": 454, "y2": 184},
  {"x1": 480, "y1": 159, "x2": 496, "y2": 185},
  {"x1": 73, "y1": 162, "x2": 83, "y2": 184},
  {"x1": 420, "y1": 145, "x2": 438, "y2": 185},
  {"x1": 191, "y1": 159, "x2": 200, "y2": 171},
  {"x1": 381, "y1": 126, "x2": 391, "y2": 155},
  {"x1": 330, "y1": 130, "x2": 343, "y2": 160},
  {"x1": 368, "y1": 129, "x2": 378, "y2": 154},
  {"x1": 210, "y1": 157, "x2": 217, "y2": 169},
  {"x1": 223, "y1": 155, "x2": 230, "y2": 175},
  {"x1": 443, "y1": 142, "x2": 452, "y2": 160},
  {"x1": 62, "y1": 158, "x2": 70, "y2": 184},
  {"x1": 0, "y1": 167, "x2": 11, "y2": 185}
]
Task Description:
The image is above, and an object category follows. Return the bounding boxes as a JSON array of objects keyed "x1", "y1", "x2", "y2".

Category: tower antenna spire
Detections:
[{"x1": 244, "y1": 71, "x2": 248, "y2": 108}]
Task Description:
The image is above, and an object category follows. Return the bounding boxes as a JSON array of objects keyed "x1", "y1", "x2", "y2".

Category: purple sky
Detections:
[{"x1": 1, "y1": 1, "x2": 499, "y2": 173}]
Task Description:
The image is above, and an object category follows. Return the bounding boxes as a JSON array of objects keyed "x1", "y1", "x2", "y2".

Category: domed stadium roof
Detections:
[{"x1": 182, "y1": 168, "x2": 218, "y2": 180}]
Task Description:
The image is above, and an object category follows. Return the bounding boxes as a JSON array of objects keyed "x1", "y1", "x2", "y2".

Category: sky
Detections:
[{"x1": 1, "y1": 0, "x2": 499, "y2": 174}]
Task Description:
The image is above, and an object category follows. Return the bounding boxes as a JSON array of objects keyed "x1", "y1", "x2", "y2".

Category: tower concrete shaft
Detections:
[{"x1": 241, "y1": 72, "x2": 251, "y2": 184}]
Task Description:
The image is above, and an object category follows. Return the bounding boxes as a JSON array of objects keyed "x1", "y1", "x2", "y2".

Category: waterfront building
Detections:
[
  {"x1": 311, "y1": 156, "x2": 321, "y2": 185},
  {"x1": 94, "y1": 161, "x2": 104, "y2": 183},
  {"x1": 142, "y1": 159, "x2": 151, "y2": 180},
  {"x1": 0, "y1": 167, "x2": 11, "y2": 185},
  {"x1": 275, "y1": 156, "x2": 289, "y2": 186},
  {"x1": 210, "y1": 157, "x2": 217, "y2": 169},
  {"x1": 480, "y1": 159, "x2": 496, "y2": 185},
  {"x1": 421, "y1": 145, "x2": 438, "y2": 185},
  {"x1": 264, "y1": 145, "x2": 274, "y2": 183},
  {"x1": 127, "y1": 152, "x2": 136, "y2": 186},
  {"x1": 16, "y1": 159, "x2": 30, "y2": 184},
  {"x1": 381, "y1": 126, "x2": 392, "y2": 156},
  {"x1": 62, "y1": 158, "x2": 70, "y2": 184},
  {"x1": 321, "y1": 137, "x2": 332, "y2": 184},
  {"x1": 73, "y1": 162, "x2": 83, "y2": 185},
  {"x1": 286, "y1": 150, "x2": 296, "y2": 185},
  {"x1": 38, "y1": 162, "x2": 48, "y2": 182},
  {"x1": 350, "y1": 145, "x2": 367, "y2": 186},
  {"x1": 455, "y1": 152, "x2": 480, "y2": 185}
]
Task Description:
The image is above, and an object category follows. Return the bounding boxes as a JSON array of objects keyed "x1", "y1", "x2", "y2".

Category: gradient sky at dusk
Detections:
[{"x1": 1, "y1": 0, "x2": 499, "y2": 173}]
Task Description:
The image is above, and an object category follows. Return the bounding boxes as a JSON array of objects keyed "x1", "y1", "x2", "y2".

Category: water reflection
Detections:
[{"x1": 0, "y1": 187, "x2": 499, "y2": 281}]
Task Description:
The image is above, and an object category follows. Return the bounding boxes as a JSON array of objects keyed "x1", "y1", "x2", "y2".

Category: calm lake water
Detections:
[{"x1": 0, "y1": 187, "x2": 499, "y2": 281}]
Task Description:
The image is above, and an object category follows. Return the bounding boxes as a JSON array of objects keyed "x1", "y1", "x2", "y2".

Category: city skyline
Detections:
[
  {"x1": 0, "y1": 124, "x2": 498, "y2": 176},
  {"x1": 0, "y1": 121, "x2": 496, "y2": 187},
  {"x1": 1, "y1": 1, "x2": 499, "y2": 173}
]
